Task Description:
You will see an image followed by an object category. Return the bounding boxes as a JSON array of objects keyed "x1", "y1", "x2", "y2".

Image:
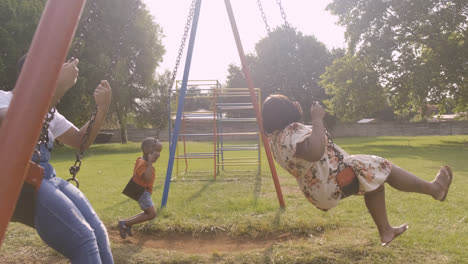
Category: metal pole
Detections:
[
  {"x1": 223, "y1": 0, "x2": 285, "y2": 208},
  {"x1": 0, "y1": 0, "x2": 87, "y2": 244},
  {"x1": 161, "y1": 0, "x2": 202, "y2": 207}
]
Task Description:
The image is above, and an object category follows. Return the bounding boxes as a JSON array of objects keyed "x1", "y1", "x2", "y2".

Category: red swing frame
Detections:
[{"x1": 0, "y1": 0, "x2": 87, "y2": 245}]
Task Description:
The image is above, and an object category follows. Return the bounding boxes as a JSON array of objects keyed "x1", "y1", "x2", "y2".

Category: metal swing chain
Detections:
[
  {"x1": 275, "y1": 0, "x2": 299, "y2": 96},
  {"x1": 64, "y1": 0, "x2": 99, "y2": 188},
  {"x1": 169, "y1": 0, "x2": 198, "y2": 92},
  {"x1": 37, "y1": 108, "x2": 56, "y2": 147},
  {"x1": 67, "y1": 0, "x2": 142, "y2": 188},
  {"x1": 67, "y1": 106, "x2": 98, "y2": 188},
  {"x1": 275, "y1": 0, "x2": 291, "y2": 29},
  {"x1": 71, "y1": 0, "x2": 99, "y2": 57},
  {"x1": 257, "y1": 0, "x2": 271, "y2": 34},
  {"x1": 34, "y1": 108, "x2": 56, "y2": 161},
  {"x1": 106, "y1": 0, "x2": 142, "y2": 82}
]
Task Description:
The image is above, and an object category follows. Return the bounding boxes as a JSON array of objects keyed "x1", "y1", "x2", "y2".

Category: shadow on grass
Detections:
[
  {"x1": 272, "y1": 208, "x2": 286, "y2": 229},
  {"x1": 186, "y1": 180, "x2": 215, "y2": 203},
  {"x1": 253, "y1": 173, "x2": 262, "y2": 206}
]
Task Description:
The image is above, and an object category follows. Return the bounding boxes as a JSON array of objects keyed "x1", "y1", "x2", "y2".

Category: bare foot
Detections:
[
  {"x1": 432, "y1": 166, "x2": 453, "y2": 201},
  {"x1": 380, "y1": 224, "x2": 409, "y2": 246}
]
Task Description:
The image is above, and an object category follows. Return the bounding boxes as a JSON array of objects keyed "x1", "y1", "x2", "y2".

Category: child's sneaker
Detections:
[
  {"x1": 118, "y1": 221, "x2": 127, "y2": 239},
  {"x1": 126, "y1": 225, "x2": 133, "y2": 237}
]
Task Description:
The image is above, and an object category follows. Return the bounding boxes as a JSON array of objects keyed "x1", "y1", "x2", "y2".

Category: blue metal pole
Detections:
[
  {"x1": 168, "y1": 95, "x2": 172, "y2": 147},
  {"x1": 161, "y1": 0, "x2": 202, "y2": 207}
]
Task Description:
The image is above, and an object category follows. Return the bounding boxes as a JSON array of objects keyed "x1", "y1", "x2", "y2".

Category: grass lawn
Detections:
[{"x1": 1, "y1": 135, "x2": 467, "y2": 263}]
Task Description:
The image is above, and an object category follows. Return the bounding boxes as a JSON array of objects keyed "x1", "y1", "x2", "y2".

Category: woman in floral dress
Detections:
[{"x1": 262, "y1": 94, "x2": 453, "y2": 246}]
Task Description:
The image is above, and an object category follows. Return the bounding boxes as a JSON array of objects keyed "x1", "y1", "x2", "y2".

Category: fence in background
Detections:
[{"x1": 98, "y1": 121, "x2": 468, "y2": 143}]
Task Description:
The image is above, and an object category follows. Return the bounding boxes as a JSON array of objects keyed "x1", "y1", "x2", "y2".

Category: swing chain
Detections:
[
  {"x1": 257, "y1": 0, "x2": 271, "y2": 34},
  {"x1": 71, "y1": 0, "x2": 99, "y2": 57},
  {"x1": 275, "y1": 0, "x2": 291, "y2": 29},
  {"x1": 67, "y1": 105, "x2": 98, "y2": 188},
  {"x1": 67, "y1": 1, "x2": 141, "y2": 188},
  {"x1": 37, "y1": 108, "x2": 56, "y2": 147},
  {"x1": 106, "y1": 0, "x2": 142, "y2": 81},
  {"x1": 169, "y1": 0, "x2": 198, "y2": 92},
  {"x1": 33, "y1": 108, "x2": 56, "y2": 161}
]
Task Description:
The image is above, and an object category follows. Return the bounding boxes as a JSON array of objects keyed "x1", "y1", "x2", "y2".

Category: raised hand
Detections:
[
  {"x1": 56, "y1": 58, "x2": 79, "y2": 95},
  {"x1": 310, "y1": 102, "x2": 325, "y2": 121},
  {"x1": 94, "y1": 80, "x2": 112, "y2": 110}
]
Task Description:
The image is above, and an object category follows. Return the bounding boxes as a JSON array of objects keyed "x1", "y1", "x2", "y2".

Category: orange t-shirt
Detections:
[{"x1": 132, "y1": 158, "x2": 155, "y2": 193}]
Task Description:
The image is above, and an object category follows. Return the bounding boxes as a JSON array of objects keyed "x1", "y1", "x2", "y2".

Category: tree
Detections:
[
  {"x1": 327, "y1": 0, "x2": 468, "y2": 118},
  {"x1": 320, "y1": 54, "x2": 387, "y2": 122},
  {"x1": 135, "y1": 70, "x2": 171, "y2": 137},
  {"x1": 57, "y1": 0, "x2": 165, "y2": 142},
  {"x1": 0, "y1": 0, "x2": 46, "y2": 91},
  {"x1": 225, "y1": 26, "x2": 334, "y2": 120}
]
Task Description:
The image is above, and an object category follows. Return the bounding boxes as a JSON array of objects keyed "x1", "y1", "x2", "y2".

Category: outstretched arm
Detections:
[
  {"x1": 57, "y1": 80, "x2": 112, "y2": 149},
  {"x1": 294, "y1": 103, "x2": 327, "y2": 162}
]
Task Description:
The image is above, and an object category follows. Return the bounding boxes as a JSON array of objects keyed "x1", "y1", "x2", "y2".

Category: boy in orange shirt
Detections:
[{"x1": 118, "y1": 137, "x2": 163, "y2": 239}]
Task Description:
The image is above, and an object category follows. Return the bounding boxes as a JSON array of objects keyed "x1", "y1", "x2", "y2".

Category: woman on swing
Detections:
[
  {"x1": 262, "y1": 94, "x2": 453, "y2": 246},
  {"x1": 0, "y1": 55, "x2": 114, "y2": 263}
]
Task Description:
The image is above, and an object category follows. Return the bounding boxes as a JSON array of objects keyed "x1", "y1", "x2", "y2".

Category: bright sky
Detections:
[{"x1": 142, "y1": 0, "x2": 345, "y2": 84}]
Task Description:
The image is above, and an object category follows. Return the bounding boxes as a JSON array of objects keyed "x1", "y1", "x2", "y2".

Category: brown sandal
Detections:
[
  {"x1": 435, "y1": 166, "x2": 453, "y2": 201},
  {"x1": 441, "y1": 166, "x2": 453, "y2": 201}
]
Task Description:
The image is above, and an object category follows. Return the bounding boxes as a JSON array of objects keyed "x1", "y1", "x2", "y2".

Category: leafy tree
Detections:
[
  {"x1": 320, "y1": 54, "x2": 387, "y2": 121},
  {"x1": 0, "y1": 0, "x2": 46, "y2": 91},
  {"x1": 58, "y1": 0, "x2": 165, "y2": 143},
  {"x1": 225, "y1": 26, "x2": 334, "y2": 120},
  {"x1": 135, "y1": 70, "x2": 171, "y2": 137},
  {"x1": 327, "y1": 0, "x2": 468, "y2": 118},
  {"x1": 0, "y1": 0, "x2": 165, "y2": 143}
]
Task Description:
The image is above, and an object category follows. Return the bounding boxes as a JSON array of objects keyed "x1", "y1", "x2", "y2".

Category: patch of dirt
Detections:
[{"x1": 109, "y1": 231, "x2": 304, "y2": 254}]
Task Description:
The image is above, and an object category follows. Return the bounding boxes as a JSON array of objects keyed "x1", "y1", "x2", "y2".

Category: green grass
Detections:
[{"x1": 1, "y1": 135, "x2": 467, "y2": 263}]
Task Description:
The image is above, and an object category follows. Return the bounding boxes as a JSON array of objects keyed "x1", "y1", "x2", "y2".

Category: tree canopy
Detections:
[
  {"x1": 59, "y1": 0, "x2": 165, "y2": 142},
  {"x1": 327, "y1": 0, "x2": 468, "y2": 118},
  {"x1": 0, "y1": 0, "x2": 166, "y2": 142},
  {"x1": 0, "y1": 0, "x2": 46, "y2": 91},
  {"x1": 226, "y1": 26, "x2": 335, "y2": 120},
  {"x1": 321, "y1": 54, "x2": 386, "y2": 121}
]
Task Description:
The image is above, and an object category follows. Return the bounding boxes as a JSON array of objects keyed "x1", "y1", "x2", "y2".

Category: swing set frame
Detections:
[{"x1": 160, "y1": 0, "x2": 285, "y2": 209}]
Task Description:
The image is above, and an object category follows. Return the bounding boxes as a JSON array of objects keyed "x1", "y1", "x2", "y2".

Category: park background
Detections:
[{"x1": 1, "y1": 0, "x2": 467, "y2": 263}]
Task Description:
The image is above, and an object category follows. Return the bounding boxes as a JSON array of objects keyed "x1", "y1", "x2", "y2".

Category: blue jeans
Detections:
[
  {"x1": 35, "y1": 177, "x2": 113, "y2": 263},
  {"x1": 32, "y1": 144, "x2": 113, "y2": 263}
]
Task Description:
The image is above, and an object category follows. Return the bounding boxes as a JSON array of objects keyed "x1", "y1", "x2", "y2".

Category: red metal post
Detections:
[
  {"x1": 223, "y1": 0, "x2": 285, "y2": 208},
  {"x1": 0, "y1": 0, "x2": 87, "y2": 245}
]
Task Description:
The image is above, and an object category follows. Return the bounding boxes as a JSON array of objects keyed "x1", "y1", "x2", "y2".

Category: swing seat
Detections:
[
  {"x1": 26, "y1": 161, "x2": 43, "y2": 190},
  {"x1": 122, "y1": 177, "x2": 145, "y2": 201},
  {"x1": 336, "y1": 166, "x2": 359, "y2": 198},
  {"x1": 11, "y1": 161, "x2": 44, "y2": 227}
]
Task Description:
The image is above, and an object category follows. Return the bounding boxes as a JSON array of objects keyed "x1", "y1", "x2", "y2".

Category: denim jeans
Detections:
[{"x1": 32, "y1": 144, "x2": 113, "y2": 263}]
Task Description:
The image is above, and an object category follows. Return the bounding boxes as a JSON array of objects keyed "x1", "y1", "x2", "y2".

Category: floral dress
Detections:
[{"x1": 269, "y1": 123, "x2": 392, "y2": 211}]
